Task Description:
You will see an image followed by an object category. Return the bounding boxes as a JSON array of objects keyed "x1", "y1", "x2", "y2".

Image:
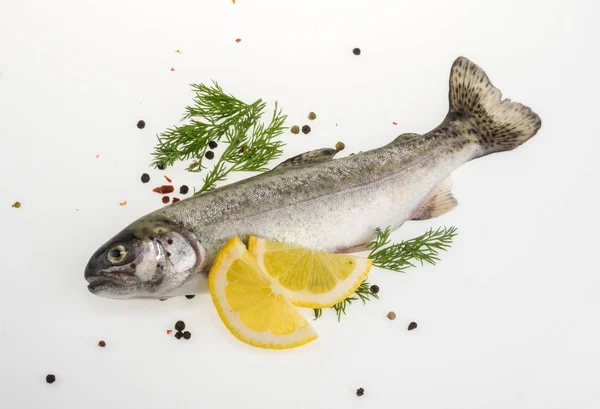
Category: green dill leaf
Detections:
[
  {"x1": 150, "y1": 81, "x2": 287, "y2": 193},
  {"x1": 368, "y1": 226, "x2": 458, "y2": 273}
]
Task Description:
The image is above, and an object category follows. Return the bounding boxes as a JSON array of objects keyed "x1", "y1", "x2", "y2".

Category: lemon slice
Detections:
[
  {"x1": 208, "y1": 236, "x2": 318, "y2": 350},
  {"x1": 248, "y1": 236, "x2": 372, "y2": 308}
]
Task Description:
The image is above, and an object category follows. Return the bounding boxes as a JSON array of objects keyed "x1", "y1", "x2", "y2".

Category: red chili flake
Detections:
[
  {"x1": 119, "y1": 201, "x2": 127, "y2": 206},
  {"x1": 170, "y1": 67, "x2": 175, "y2": 71},
  {"x1": 162, "y1": 196, "x2": 170, "y2": 204},
  {"x1": 153, "y1": 185, "x2": 175, "y2": 194},
  {"x1": 232, "y1": 0, "x2": 235, "y2": 3},
  {"x1": 235, "y1": 38, "x2": 241, "y2": 43},
  {"x1": 172, "y1": 197, "x2": 181, "y2": 204},
  {"x1": 392, "y1": 122, "x2": 398, "y2": 125},
  {"x1": 167, "y1": 330, "x2": 173, "y2": 335},
  {"x1": 164, "y1": 175, "x2": 172, "y2": 183}
]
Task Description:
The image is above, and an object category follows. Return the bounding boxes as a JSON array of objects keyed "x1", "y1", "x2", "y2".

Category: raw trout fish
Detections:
[{"x1": 85, "y1": 57, "x2": 541, "y2": 299}]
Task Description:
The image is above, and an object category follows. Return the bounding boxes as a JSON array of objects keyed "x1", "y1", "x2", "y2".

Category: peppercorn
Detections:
[
  {"x1": 11, "y1": 201, "x2": 21, "y2": 208},
  {"x1": 137, "y1": 120, "x2": 146, "y2": 129},
  {"x1": 370, "y1": 285, "x2": 379, "y2": 294},
  {"x1": 162, "y1": 196, "x2": 170, "y2": 204},
  {"x1": 353, "y1": 48, "x2": 361, "y2": 56},
  {"x1": 157, "y1": 162, "x2": 166, "y2": 170},
  {"x1": 175, "y1": 320, "x2": 185, "y2": 331},
  {"x1": 335, "y1": 141, "x2": 345, "y2": 151},
  {"x1": 98, "y1": 340, "x2": 106, "y2": 347},
  {"x1": 205, "y1": 151, "x2": 215, "y2": 160},
  {"x1": 408, "y1": 321, "x2": 418, "y2": 331},
  {"x1": 386, "y1": 311, "x2": 396, "y2": 320},
  {"x1": 174, "y1": 331, "x2": 183, "y2": 340},
  {"x1": 141, "y1": 173, "x2": 150, "y2": 183},
  {"x1": 356, "y1": 388, "x2": 364, "y2": 397},
  {"x1": 308, "y1": 112, "x2": 317, "y2": 120},
  {"x1": 290, "y1": 125, "x2": 300, "y2": 134},
  {"x1": 185, "y1": 295, "x2": 195, "y2": 299},
  {"x1": 301, "y1": 125, "x2": 311, "y2": 134},
  {"x1": 209, "y1": 140, "x2": 218, "y2": 149},
  {"x1": 183, "y1": 331, "x2": 191, "y2": 340},
  {"x1": 179, "y1": 185, "x2": 189, "y2": 195},
  {"x1": 46, "y1": 374, "x2": 56, "y2": 384}
]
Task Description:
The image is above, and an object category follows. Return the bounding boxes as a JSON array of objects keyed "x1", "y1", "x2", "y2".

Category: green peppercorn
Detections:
[{"x1": 290, "y1": 125, "x2": 300, "y2": 134}]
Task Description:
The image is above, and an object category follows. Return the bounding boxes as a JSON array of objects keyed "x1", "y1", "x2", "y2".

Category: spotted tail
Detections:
[{"x1": 446, "y1": 57, "x2": 542, "y2": 157}]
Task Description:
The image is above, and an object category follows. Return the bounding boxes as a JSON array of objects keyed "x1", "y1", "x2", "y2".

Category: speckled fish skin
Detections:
[{"x1": 85, "y1": 56, "x2": 541, "y2": 298}]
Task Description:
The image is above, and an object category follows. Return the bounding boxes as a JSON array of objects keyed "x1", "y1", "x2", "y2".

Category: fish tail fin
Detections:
[{"x1": 446, "y1": 57, "x2": 542, "y2": 156}]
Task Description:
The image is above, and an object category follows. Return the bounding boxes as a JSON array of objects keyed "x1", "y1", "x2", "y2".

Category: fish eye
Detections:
[{"x1": 107, "y1": 244, "x2": 128, "y2": 264}]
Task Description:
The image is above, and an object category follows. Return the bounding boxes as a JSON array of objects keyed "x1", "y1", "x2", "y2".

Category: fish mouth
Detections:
[{"x1": 86, "y1": 275, "x2": 127, "y2": 293}]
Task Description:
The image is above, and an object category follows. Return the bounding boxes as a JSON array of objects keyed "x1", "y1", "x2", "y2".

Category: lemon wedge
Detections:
[
  {"x1": 208, "y1": 236, "x2": 318, "y2": 350},
  {"x1": 248, "y1": 236, "x2": 372, "y2": 308}
]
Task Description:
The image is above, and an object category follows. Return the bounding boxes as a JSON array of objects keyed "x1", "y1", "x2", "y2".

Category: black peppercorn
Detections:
[
  {"x1": 205, "y1": 151, "x2": 215, "y2": 160},
  {"x1": 141, "y1": 173, "x2": 150, "y2": 183},
  {"x1": 179, "y1": 185, "x2": 189, "y2": 195},
  {"x1": 370, "y1": 285, "x2": 379, "y2": 294},
  {"x1": 46, "y1": 374, "x2": 56, "y2": 384},
  {"x1": 157, "y1": 162, "x2": 166, "y2": 170},
  {"x1": 174, "y1": 331, "x2": 183, "y2": 340},
  {"x1": 408, "y1": 321, "x2": 418, "y2": 331},
  {"x1": 137, "y1": 120, "x2": 146, "y2": 129},
  {"x1": 301, "y1": 125, "x2": 311, "y2": 134},
  {"x1": 185, "y1": 295, "x2": 195, "y2": 299},
  {"x1": 208, "y1": 141, "x2": 218, "y2": 149},
  {"x1": 183, "y1": 331, "x2": 191, "y2": 340},
  {"x1": 175, "y1": 320, "x2": 185, "y2": 331},
  {"x1": 356, "y1": 388, "x2": 364, "y2": 397},
  {"x1": 98, "y1": 340, "x2": 106, "y2": 347},
  {"x1": 352, "y1": 48, "x2": 361, "y2": 56}
]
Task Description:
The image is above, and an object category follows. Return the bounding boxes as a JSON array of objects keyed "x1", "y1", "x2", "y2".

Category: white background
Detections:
[{"x1": 1, "y1": 0, "x2": 599, "y2": 408}]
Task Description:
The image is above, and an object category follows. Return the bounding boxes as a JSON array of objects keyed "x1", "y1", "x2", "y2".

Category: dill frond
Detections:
[{"x1": 150, "y1": 81, "x2": 287, "y2": 194}]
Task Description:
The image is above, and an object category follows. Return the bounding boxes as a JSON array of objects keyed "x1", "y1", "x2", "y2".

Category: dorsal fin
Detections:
[
  {"x1": 411, "y1": 177, "x2": 458, "y2": 220},
  {"x1": 272, "y1": 146, "x2": 342, "y2": 171}
]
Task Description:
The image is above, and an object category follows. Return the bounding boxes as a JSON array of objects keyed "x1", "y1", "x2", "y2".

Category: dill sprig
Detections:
[
  {"x1": 150, "y1": 81, "x2": 287, "y2": 194},
  {"x1": 313, "y1": 280, "x2": 379, "y2": 322},
  {"x1": 312, "y1": 225, "x2": 458, "y2": 321},
  {"x1": 368, "y1": 226, "x2": 458, "y2": 272}
]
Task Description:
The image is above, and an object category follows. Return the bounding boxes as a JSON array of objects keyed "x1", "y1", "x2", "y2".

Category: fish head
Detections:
[{"x1": 84, "y1": 217, "x2": 206, "y2": 299}]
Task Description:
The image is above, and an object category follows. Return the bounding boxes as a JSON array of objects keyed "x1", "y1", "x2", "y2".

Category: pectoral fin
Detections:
[
  {"x1": 411, "y1": 177, "x2": 458, "y2": 220},
  {"x1": 272, "y1": 146, "x2": 342, "y2": 170}
]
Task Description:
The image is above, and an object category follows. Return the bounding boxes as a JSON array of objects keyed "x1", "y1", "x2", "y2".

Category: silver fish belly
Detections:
[{"x1": 84, "y1": 56, "x2": 541, "y2": 299}]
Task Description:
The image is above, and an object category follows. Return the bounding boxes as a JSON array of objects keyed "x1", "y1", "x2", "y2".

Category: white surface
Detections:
[{"x1": 1, "y1": 0, "x2": 599, "y2": 408}]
